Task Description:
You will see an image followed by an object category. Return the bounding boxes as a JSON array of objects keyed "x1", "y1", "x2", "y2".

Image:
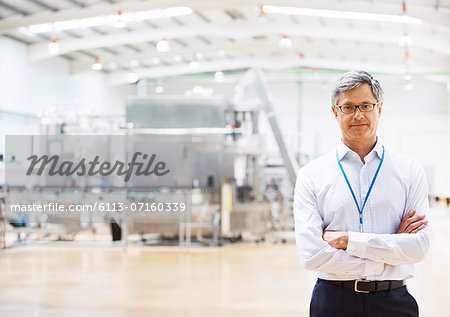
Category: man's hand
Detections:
[
  {"x1": 396, "y1": 209, "x2": 428, "y2": 234},
  {"x1": 322, "y1": 231, "x2": 349, "y2": 249},
  {"x1": 322, "y1": 210, "x2": 427, "y2": 266},
  {"x1": 388, "y1": 209, "x2": 427, "y2": 266}
]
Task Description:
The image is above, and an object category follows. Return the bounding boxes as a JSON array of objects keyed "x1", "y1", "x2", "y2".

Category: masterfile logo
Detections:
[
  {"x1": 5, "y1": 135, "x2": 184, "y2": 188},
  {"x1": 26, "y1": 152, "x2": 170, "y2": 182},
  {"x1": 5, "y1": 135, "x2": 193, "y2": 221}
]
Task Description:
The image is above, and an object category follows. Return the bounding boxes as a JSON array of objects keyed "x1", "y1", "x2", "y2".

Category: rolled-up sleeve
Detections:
[{"x1": 294, "y1": 173, "x2": 384, "y2": 276}]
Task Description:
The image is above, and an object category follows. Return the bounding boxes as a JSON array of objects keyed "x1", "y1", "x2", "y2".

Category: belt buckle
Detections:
[{"x1": 354, "y1": 280, "x2": 370, "y2": 293}]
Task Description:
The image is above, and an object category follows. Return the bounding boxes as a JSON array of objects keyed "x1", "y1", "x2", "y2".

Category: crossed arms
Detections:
[
  {"x1": 323, "y1": 209, "x2": 428, "y2": 266},
  {"x1": 294, "y1": 164, "x2": 431, "y2": 276}
]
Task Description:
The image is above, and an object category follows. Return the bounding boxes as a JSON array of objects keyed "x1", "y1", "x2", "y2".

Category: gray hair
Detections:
[{"x1": 331, "y1": 70, "x2": 383, "y2": 105}]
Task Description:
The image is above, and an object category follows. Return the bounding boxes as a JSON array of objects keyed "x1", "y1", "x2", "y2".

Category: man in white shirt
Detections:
[{"x1": 294, "y1": 70, "x2": 430, "y2": 317}]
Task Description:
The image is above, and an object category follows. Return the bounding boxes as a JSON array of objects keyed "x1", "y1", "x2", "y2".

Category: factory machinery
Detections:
[{"x1": 1, "y1": 69, "x2": 299, "y2": 248}]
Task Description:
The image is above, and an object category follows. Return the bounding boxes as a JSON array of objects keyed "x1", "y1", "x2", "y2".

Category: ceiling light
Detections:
[
  {"x1": 190, "y1": 61, "x2": 200, "y2": 68},
  {"x1": 112, "y1": 10, "x2": 127, "y2": 28},
  {"x1": 81, "y1": 16, "x2": 108, "y2": 27},
  {"x1": 54, "y1": 20, "x2": 80, "y2": 31},
  {"x1": 152, "y1": 57, "x2": 161, "y2": 64},
  {"x1": 156, "y1": 38, "x2": 170, "y2": 52},
  {"x1": 91, "y1": 56, "x2": 103, "y2": 71},
  {"x1": 127, "y1": 70, "x2": 138, "y2": 83},
  {"x1": 313, "y1": 68, "x2": 320, "y2": 80},
  {"x1": 262, "y1": 5, "x2": 423, "y2": 24},
  {"x1": 163, "y1": 7, "x2": 193, "y2": 17},
  {"x1": 113, "y1": 20, "x2": 126, "y2": 29},
  {"x1": 255, "y1": 5, "x2": 268, "y2": 23},
  {"x1": 155, "y1": 79, "x2": 164, "y2": 93},
  {"x1": 135, "y1": 10, "x2": 164, "y2": 20},
  {"x1": 192, "y1": 86, "x2": 203, "y2": 94},
  {"x1": 173, "y1": 55, "x2": 183, "y2": 62},
  {"x1": 398, "y1": 33, "x2": 412, "y2": 47},
  {"x1": 214, "y1": 70, "x2": 225, "y2": 82},
  {"x1": 29, "y1": 23, "x2": 53, "y2": 33},
  {"x1": 278, "y1": 35, "x2": 292, "y2": 49},
  {"x1": 118, "y1": 13, "x2": 135, "y2": 22},
  {"x1": 186, "y1": 86, "x2": 214, "y2": 97},
  {"x1": 48, "y1": 39, "x2": 60, "y2": 54},
  {"x1": 195, "y1": 52, "x2": 204, "y2": 60},
  {"x1": 17, "y1": 27, "x2": 38, "y2": 37},
  {"x1": 91, "y1": 63, "x2": 103, "y2": 71},
  {"x1": 26, "y1": 7, "x2": 193, "y2": 33},
  {"x1": 130, "y1": 59, "x2": 140, "y2": 68}
]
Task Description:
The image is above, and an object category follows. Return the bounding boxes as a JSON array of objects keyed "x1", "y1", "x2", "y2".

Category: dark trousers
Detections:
[{"x1": 310, "y1": 279, "x2": 419, "y2": 317}]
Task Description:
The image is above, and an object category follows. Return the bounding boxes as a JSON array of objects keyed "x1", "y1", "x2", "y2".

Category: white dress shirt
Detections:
[{"x1": 294, "y1": 139, "x2": 431, "y2": 281}]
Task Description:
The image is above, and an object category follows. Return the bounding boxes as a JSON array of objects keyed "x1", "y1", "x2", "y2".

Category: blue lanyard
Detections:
[{"x1": 336, "y1": 146, "x2": 385, "y2": 232}]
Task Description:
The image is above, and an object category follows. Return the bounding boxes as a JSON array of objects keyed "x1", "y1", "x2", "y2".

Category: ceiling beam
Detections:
[
  {"x1": 105, "y1": 55, "x2": 445, "y2": 86},
  {"x1": 69, "y1": 41, "x2": 278, "y2": 73},
  {"x1": 0, "y1": 0, "x2": 181, "y2": 33},
  {"x1": 0, "y1": 1, "x2": 29, "y2": 16},
  {"x1": 66, "y1": 0, "x2": 86, "y2": 8},
  {"x1": 68, "y1": 37, "x2": 446, "y2": 74},
  {"x1": 28, "y1": 21, "x2": 450, "y2": 61},
  {"x1": 28, "y1": 0, "x2": 58, "y2": 12},
  {"x1": 1, "y1": 0, "x2": 449, "y2": 34}
]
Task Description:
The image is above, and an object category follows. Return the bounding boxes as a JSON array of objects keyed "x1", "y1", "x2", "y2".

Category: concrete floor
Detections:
[{"x1": 0, "y1": 204, "x2": 449, "y2": 316}]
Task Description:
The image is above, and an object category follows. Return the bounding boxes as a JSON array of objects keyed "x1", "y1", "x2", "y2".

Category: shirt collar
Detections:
[{"x1": 337, "y1": 137, "x2": 384, "y2": 161}]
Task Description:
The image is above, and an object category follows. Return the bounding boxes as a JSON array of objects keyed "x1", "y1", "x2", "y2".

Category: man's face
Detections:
[{"x1": 331, "y1": 83, "x2": 382, "y2": 145}]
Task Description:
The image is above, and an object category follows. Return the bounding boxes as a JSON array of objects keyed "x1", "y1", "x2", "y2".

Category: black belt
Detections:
[{"x1": 318, "y1": 278, "x2": 406, "y2": 293}]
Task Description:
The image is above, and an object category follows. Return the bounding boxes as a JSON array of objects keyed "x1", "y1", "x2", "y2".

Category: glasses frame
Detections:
[{"x1": 335, "y1": 101, "x2": 381, "y2": 114}]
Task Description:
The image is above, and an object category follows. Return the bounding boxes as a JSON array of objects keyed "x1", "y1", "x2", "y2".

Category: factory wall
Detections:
[
  {"x1": 0, "y1": 37, "x2": 136, "y2": 117},
  {"x1": 300, "y1": 80, "x2": 450, "y2": 196},
  {"x1": 0, "y1": 36, "x2": 134, "y2": 150}
]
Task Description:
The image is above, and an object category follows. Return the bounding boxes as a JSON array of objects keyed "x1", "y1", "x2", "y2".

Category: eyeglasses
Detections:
[{"x1": 335, "y1": 101, "x2": 381, "y2": 114}]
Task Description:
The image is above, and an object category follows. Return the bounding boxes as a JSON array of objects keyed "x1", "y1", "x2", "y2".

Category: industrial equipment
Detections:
[{"x1": 2, "y1": 69, "x2": 299, "y2": 247}]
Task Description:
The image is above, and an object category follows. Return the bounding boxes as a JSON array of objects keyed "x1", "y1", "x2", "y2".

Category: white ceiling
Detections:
[{"x1": 1, "y1": 0, "x2": 449, "y2": 86}]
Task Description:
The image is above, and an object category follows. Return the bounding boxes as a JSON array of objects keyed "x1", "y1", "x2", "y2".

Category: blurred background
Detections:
[{"x1": 0, "y1": 0, "x2": 449, "y2": 316}]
